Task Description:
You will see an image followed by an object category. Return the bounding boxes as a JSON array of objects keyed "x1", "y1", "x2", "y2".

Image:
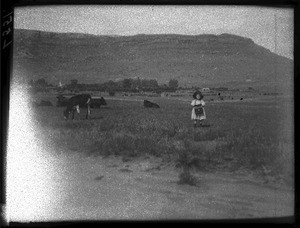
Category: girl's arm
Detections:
[
  {"x1": 201, "y1": 100, "x2": 205, "y2": 106},
  {"x1": 191, "y1": 100, "x2": 195, "y2": 106}
]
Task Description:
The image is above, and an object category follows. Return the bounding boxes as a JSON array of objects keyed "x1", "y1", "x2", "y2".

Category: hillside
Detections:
[{"x1": 13, "y1": 29, "x2": 293, "y2": 89}]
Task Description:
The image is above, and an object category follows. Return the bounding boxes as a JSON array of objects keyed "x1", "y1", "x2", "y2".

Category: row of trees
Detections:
[
  {"x1": 65, "y1": 78, "x2": 179, "y2": 93},
  {"x1": 29, "y1": 77, "x2": 179, "y2": 93}
]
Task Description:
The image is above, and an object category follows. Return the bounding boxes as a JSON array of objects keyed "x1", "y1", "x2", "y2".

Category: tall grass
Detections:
[{"x1": 32, "y1": 97, "x2": 293, "y2": 186}]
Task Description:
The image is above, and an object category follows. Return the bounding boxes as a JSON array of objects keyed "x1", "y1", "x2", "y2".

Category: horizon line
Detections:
[{"x1": 14, "y1": 28, "x2": 249, "y2": 38}]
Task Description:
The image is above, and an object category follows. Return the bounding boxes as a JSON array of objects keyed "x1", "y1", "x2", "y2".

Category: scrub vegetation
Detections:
[{"x1": 31, "y1": 96, "x2": 293, "y2": 187}]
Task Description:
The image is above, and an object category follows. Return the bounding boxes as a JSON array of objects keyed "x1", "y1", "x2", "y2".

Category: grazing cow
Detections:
[
  {"x1": 90, "y1": 97, "x2": 107, "y2": 109},
  {"x1": 143, "y1": 100, "x2": 160, "y2": 108},
  {"x1": 63, "y1": 94, "x2": 92, "y2": 120},
  {"x1": 56, "y1": 95, "x2": 69, "y2": 107},
  {"x1": 39, "y1": 100, "x2": 53, "y2": 106}
]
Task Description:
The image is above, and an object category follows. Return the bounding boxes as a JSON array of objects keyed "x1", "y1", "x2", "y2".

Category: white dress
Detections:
[{"x1": 191, "y1": 99, "x2": 206, "y2": 120}]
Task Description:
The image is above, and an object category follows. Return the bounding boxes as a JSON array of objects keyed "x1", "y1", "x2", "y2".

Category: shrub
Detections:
[
  {"x1": 176, "y1": 152, "x2": 198, "y2": 186},
  {"x1": 178, "y1": 169, "x2": 198, "y2": 186},
  {"x1": 108, "y1": 91, "x2": 115, "y2": 96}
]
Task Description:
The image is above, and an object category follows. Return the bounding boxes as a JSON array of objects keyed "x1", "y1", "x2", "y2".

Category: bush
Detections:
[
  {"x1": 108, "y1": 91, "x2": 115, "y2": 96},
  {"x1": 176, "y1": 152, "x2": 198, "y2": 186},
  {"x1": 178, "y1": 169, "x2": 198, "y2": 186}
]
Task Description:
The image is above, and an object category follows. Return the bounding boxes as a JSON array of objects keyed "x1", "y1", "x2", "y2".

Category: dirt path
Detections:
[{"x1": 35, "y1": 152, "x2": 293, "y2": 221}]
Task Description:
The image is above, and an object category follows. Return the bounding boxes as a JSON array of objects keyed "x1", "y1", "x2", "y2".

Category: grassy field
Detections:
[{"x1": 30, "y1": 95, "x2": 294, "y2": 187}]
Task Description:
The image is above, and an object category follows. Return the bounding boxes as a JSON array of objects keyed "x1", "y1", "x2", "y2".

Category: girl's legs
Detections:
[
  {"x1": 199, "y1": 119, "x2": 204, "y2": 126},
  {"x1": 193, "y1": 119, "x2": 205, "y2": 128},
  {"x1": 194, "y1": 120, "x2": 197, "y2": 128}
]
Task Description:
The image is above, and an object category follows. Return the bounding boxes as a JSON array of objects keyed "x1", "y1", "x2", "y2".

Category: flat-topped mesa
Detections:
[
  {"x1": 105, "y1": 35, "x2": 254, "y2": 50},
  {"x1": 15, "y1": 29, "x2": 255, "y2": 45},
  {"x1": 13, "y1": 29, "x2": 292, "y2": 88}
]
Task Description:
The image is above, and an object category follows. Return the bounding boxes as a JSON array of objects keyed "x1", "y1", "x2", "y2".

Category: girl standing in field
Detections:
[{"x1": 191, "y1": 90, "x2": 206, "y2": 127}]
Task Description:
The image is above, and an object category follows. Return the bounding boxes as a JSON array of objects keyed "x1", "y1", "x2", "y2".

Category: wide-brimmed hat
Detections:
[{"x1": 193, "y1": 90, "x2": 204, "y2": 99}]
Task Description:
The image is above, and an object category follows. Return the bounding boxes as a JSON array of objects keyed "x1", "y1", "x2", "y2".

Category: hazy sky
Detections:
[{"x1": 15, "y1": 5, "x2": 293, "y2": 59}]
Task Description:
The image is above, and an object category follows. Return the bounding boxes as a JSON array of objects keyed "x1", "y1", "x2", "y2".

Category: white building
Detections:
[{"x1": 201, "y1": 88, "x2": 210, "y2": 92}]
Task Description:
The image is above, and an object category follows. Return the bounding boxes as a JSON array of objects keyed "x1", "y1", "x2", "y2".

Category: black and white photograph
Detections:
[{"x1": 4, "y1": 5, "x2": 294, "y2": 222}]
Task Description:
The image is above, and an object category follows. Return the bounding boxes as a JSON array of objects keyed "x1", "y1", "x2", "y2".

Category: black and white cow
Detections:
[
  {"x1": 63, "y1": 94, "x2": 92, "y2": 120},
  {"x1": 143, "y1": 100, "x2": 160, "y2": 108}
]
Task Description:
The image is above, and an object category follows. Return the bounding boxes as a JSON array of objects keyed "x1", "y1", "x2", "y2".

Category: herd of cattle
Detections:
[{"x1": 32, "y1": 94, "x2": 161, "y2": 120}]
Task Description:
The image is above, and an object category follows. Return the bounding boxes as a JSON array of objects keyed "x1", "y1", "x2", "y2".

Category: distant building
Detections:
[{"x1": 201, "y1": 88, "x2": 210, "y2": 92}]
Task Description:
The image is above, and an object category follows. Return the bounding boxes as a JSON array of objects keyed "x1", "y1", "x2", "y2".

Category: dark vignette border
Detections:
[{"x1": 0, "y1": 0, "x2": 298, "y2": 226}]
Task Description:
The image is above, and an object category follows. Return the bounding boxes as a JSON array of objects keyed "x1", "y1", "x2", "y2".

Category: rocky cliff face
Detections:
[{"x1": 13, "y1": 29, "x2": 293, "y2": 89}]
